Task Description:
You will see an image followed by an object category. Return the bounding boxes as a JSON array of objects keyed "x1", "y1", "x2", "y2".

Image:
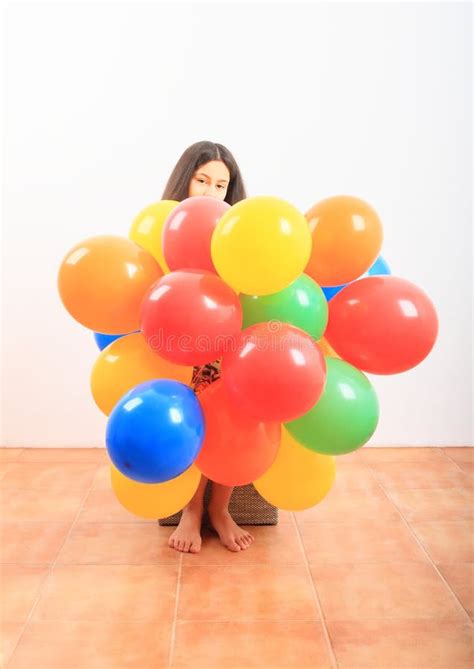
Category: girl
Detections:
[{"x1": 161, "y1": 140, "x2": 255, "y2": 554}]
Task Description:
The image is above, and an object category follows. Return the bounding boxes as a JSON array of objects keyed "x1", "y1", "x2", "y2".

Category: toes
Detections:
[
  {"x1": 169, "y1": 535, "x2": 203, "y2": 553},
  {"x1": 240, "y1": 534, "x2": 250, "y2": 545},
  {"x1": 227, "y1": 541, "x2": 241, "y2": 552}
]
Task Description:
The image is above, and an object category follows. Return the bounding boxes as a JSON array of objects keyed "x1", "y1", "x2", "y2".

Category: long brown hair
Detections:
[{"x1": 161, "y1": 141, "x2": 247, "y2": 205}]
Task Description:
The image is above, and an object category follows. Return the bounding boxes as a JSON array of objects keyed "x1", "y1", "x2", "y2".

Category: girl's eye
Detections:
[{"x1": 196, "y1": 178, "x2": 225, "y2": 189}]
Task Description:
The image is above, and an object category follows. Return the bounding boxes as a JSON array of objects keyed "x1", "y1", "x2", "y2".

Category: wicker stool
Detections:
[{"x1": 158, "y1": 480, "x2": 278, "y2": 526}]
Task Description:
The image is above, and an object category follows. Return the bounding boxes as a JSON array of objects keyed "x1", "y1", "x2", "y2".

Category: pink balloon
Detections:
[{"x1": 162, "y1": 196, "x2": 230, "y2": 272}]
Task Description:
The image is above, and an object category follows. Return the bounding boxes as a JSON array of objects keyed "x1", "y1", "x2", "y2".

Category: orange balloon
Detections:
[
  {"x1": 305, "y1": 196, "x2": 383, "y2": 286},
  {"x1": 90, "y1": 332, "x2": 193, "y2": 415},
  {"x1": 58, "y1": 235, "x2": 162, "y2": 334},
  {"x1": 195, "y1": 381, "x2": 281, "y2": 486}
]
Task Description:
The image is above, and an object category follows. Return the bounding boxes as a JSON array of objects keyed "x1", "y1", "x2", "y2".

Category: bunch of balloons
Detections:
[{"x1": 57, "y1": 194, "x2": 438, "y2": 518}]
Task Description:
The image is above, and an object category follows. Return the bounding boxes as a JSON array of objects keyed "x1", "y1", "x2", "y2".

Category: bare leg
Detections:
[
  {"x1": 208, "y1": 482, "x2": 254, "y2": 552},
  {"x1": 168, "y1": 474, "x2": 208, "y2": 553}
]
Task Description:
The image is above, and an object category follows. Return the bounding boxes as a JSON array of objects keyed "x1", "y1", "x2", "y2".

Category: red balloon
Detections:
[
  {"x1": 325, "y1": 276, "x2": 438, "y2": 374},
  {"x1": 195, "y1": 381, "x2": 281, "y2": 486},
  {"x1": 221, "y1": 323, "x2": 327, "y2": 422},
  {"x1": 162, "y1": 196, "x2": 230, "y2": 272},
  {"x1": 140, "y1": 270, "x2": 242, "y2": 366}
]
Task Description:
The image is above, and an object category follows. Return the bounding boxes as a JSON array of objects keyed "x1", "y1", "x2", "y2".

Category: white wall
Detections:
[{"x1": 2, "y1": 2, "x2": 472, "y2": 447}]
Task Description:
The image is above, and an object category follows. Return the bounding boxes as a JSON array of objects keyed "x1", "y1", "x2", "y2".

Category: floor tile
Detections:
[
  {"x1": 443, "y1": 448, "x2": 474, "y2": 465},
  {"x1": 33, "y1": 564, "x2": 178, "y2": 621},
  {"x1": 78, "y1": 489, "x2": 154, "y2": 523},
  {"x1": 334, "y1": 449, "x2": 367, "y2": 464},
  {"x1": 295, "y1": 487, "x2": 399, "y2": 523},
  {"x1": 56, "y1": 522, "x2": 179, "y2": 565},
  {"x1": 327, "y1": 619, "x2": 474, "y2": 668},
  {"x1": 276, "y1": 509, "x2": 295, "y2": 522},
  {"x1": 361, "y1": 447, "x2": 449, "y2": 464},
  {"x1": 330, "y1": 463, "x2": 382, "y2": 494},
  {"x1": 438, "y1": 563, "x2": 474, "y2": 618},
  {"x1": 310, "y1": 562, "x2": 464, "y2": 620},
  {"x1": 443, "y1": 448, "x2": 474, "y2": 474},
  {"x1": 1, "y1": 522, "x2": 71, "y2": 564},
  {"x1": 182, "y1": 524, "x2": 305, "y2": 566},
  {"x1": 17, "y1": 448, "x2": 109, "y2": 464},
  {"x1": 299, "y1": 519, "x2": 427, "y2": 564},
  {"x1": 369, "y1": 461, "x2": 472, "y2": 489},
  {"x1": 0, "y1": 463, "x2": 99, "y2": 492},
  {"x1": 456, "y1": 462, "x2": 474, "y2": 474},
  {"x1": 0, "y1": 623, "x2": 24, "y2": 667},
  {"x1": 1, "y1": 565, "x2": 49, "y2": 623},
  {"x1": 410, "y1": 521, "x2": 474, "y2": 563},
  {"x1": 0, "y1": 449, "x2": 23, "y2": 462},
  {"x1": 387, "y1": 487, "x2": 473, "y2": 522},
  {"x1": 3, "y1": 446, "x2": 472, "y2": 667},
  {"x1": 0, "y1": 488, "x2": 85, "y2": 522},
  {"x1": 91, "y1": 464, "x2": 111, "y2": 490},
  {"x1": 0, "y1": 463, "x2": 14, "y2": 481},
  {"x1": 7, "y1": 620, "x2": 172, "y2": 669},
  {"x1": 178, "y1": 565, "x2": 319, "y2": 622},
  {"x1": 172, "y1": 620, "x2": 331, "y2": 668}
]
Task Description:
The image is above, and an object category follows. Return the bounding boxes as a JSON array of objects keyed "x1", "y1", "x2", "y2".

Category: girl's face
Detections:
[{"x1": 188, "y1": 160, "x2": 230, "y2": 201}]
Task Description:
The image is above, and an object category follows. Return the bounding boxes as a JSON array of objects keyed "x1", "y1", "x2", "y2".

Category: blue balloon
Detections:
[
  {"x1": 93, "y1": 331, "x2": 140, "y2": 350},
  {"x1": 322, "y1": 255, "x2": 391, "y2": 302},
  {"x1": 368, "y1": 255, "x2": 391, "y2": 276},
  {"x1": 94, "y1": 332, "x2": 126, "y2": 350},
  {"x1": 321, "y1": 284, "x2": 345, "y2": 301},
  {"x1": 106, "y1": 379, "x2": 205, "y2": 484}
]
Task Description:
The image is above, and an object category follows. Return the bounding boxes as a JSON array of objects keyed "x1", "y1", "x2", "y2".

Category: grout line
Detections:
[
  {"x1": 6, "y1": 558, "x2": 469, "y2": 569},
  {"x1": 371, "y1": 468, "x2": 473, "y2": 624},
  {"x1": 441, "y1": 449, "x2": 473, "y2": 475},
  {"x1": 167, "y1": 552, "x2": 183, "y2": 669},
  {"x1": 4, "y1": 465, "x2": 100, "y2": 666},
  {"x1": 293, "y1": 520, "x2": 339, "y2": 669},
  {"x1": 2, "y1": 615, "x2": 470, "y2": 624}
]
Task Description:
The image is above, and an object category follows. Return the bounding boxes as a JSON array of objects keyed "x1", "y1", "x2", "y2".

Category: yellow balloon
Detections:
[
  {"x1": 129, "y1": 200, "x2": 179, "y2": 273},
  {"x1": 318, "y1": 336, "x2": 340, "y2": 359},
  {"x1": 111, "y1": 463, "x2": 202, "y2": 519},
  {"x1": 90, "y1": 332, "x2": 193, "y2": 415},
  {"x1": 211, "y1": 196, "x2": 312, "y2": 295},
  {"x1": 254, "y1": 428, "x2": 336, "y2": 511}
]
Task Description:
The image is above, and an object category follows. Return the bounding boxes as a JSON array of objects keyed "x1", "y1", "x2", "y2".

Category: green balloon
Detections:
[
  {"x1": 240, "y1": 274, "x2": 328, "y2": 340},
  {"x1": 285, "y1": 357, "x2": 379, "y2": 455}
]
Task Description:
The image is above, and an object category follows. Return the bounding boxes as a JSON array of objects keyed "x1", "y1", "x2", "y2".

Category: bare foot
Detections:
[
  {"x1": 208, "y1": 504, "x2": 254, "y2": 552},
  {"x1": 168, "y1": 504, "x2": 203, "y2": 553}
]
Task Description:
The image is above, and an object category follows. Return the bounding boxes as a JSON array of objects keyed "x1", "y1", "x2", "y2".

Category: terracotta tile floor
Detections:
[{"x1": 0, "y1": 446, "x2": 473, "y2": 668}]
